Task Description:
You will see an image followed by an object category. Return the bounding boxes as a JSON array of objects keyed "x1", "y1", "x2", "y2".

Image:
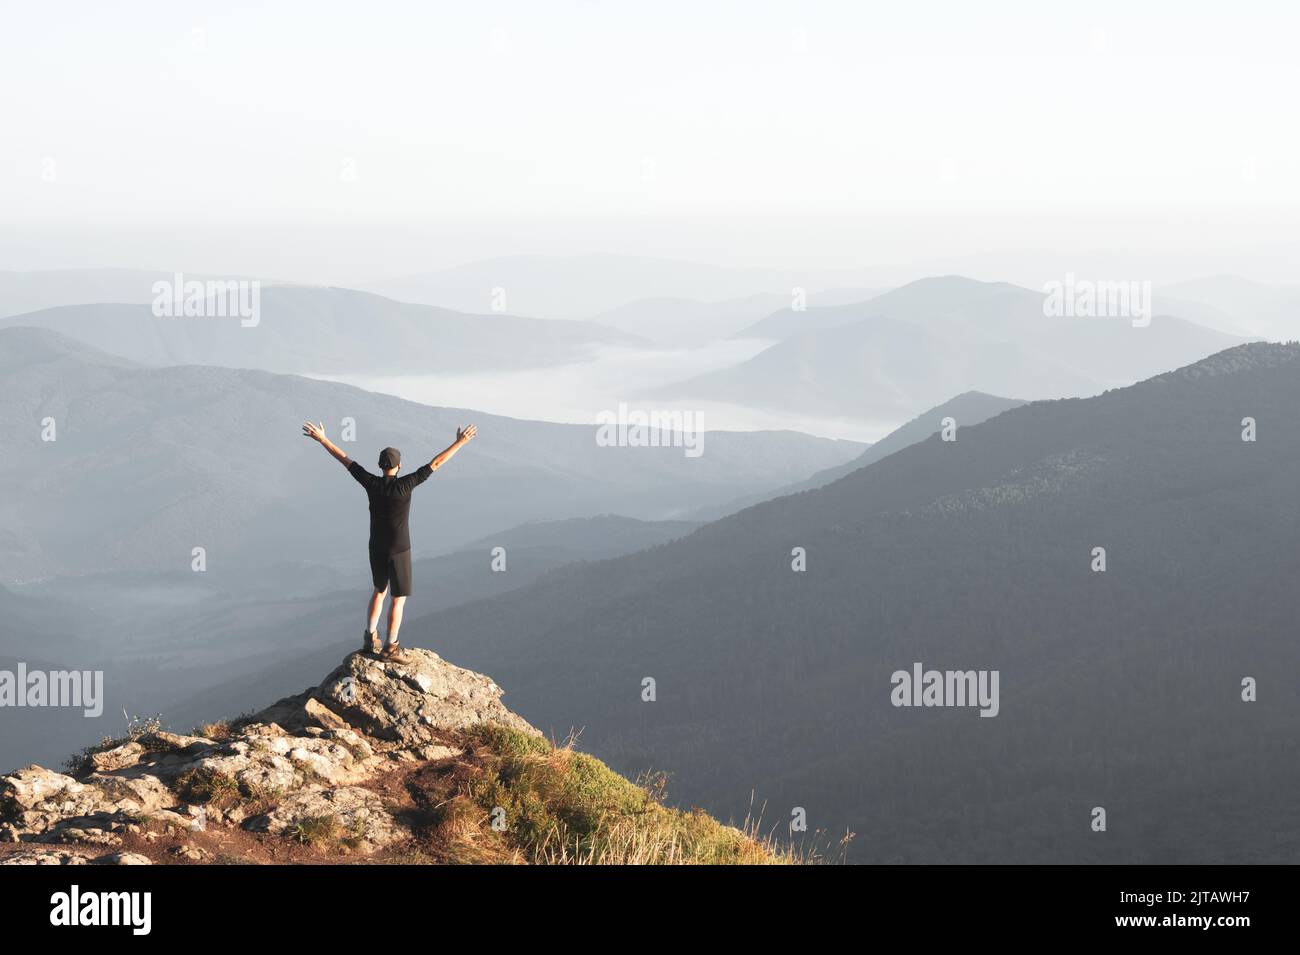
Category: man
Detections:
[{"x1": 302, "y1": 420, "x2": 477, "y2": 663}]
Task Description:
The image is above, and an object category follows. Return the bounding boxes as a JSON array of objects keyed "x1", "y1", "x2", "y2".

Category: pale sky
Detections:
[{"x1": 2, "y1": 1, "x2": 1298, "y2": 282}]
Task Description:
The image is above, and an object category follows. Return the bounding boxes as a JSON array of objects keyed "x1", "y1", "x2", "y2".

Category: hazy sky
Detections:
[{"x1": 3, "y1": 1, "x2": 1298, "y2": 283}]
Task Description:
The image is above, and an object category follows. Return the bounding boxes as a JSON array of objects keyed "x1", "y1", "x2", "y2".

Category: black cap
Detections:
[{"x1": 378, "y1": 447, "x2": 401, "y2": 470}]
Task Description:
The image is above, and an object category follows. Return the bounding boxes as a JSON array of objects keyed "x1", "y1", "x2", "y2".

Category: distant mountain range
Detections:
[
  {"x1": 0, "y1": 326, "x2": 861, "y2": 581},
  {"x1": 589, "y1": 289, "x2": 888, "y2": 346},
  {"x1": 655, "y1": 276, "x2": 1242, "y2": 422},
  {"x1": 396, "y1": 341, "x2": 1300, "y2": 862},
  {"x1": 0, "y1": 285, "x2": 641, "y2": 376},
  {"x1": 0, "y1": 268, "x2": 276, "y2": 320},
  {"x1": 1155, "y1": 274, "x2": 1300, "y2": 340},
  {"x1": 366, "y1": 253, "x2": 895, "y2": 321}
]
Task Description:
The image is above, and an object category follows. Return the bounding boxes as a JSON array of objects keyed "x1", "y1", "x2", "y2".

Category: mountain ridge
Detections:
[
  {"x1": 0, "y1": 285, "x2": 645, "y2": 377},
  {"x1": 659, "y1": 275, "x2": 1242, "y2": 422},
  {"x1": 688, "y1": 389, "x2": 1026, "y2": 520}
]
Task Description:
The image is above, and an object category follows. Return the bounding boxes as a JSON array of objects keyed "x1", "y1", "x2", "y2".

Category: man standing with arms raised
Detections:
[{"x1": 302, "y1": 421, "x2": 477, "y2": 663}]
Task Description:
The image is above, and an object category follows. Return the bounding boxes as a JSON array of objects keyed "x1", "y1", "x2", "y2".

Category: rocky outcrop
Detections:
[
  {"x1": 0, "y1": 765, "x2": 176, "y2": 846},
  {"x1": 273, "y1": 649, "x2": 536, "y2": 743},
  {"x1": 0, "y1": 648, "x2": 538, "y2": 863}
]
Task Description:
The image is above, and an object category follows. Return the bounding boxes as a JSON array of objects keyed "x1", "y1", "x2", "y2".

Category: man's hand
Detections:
[
  {"x1": 303, "y1": 420, "x2": 350, "y2": 467},
  {"x1": 430, "y1": 424, "x2": 477, "y2": 472}
]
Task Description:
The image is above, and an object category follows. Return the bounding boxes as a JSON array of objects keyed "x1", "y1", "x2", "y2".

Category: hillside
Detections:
[
  {"x1": 0, "y1": 650, "x2": 782, "y2": 865},
  {"x1": 659, "y1": 275, "x2": 1241, "y2": 421},
  {"x1": 400, "y1": 342, "x2": 1300, "y2": 863},
  {"x1": 0, "y1": 285, "x2": 641, "y2": 376},
  {"x1": 690, "y1": 391, "x2": 1026, "y2": 519}
]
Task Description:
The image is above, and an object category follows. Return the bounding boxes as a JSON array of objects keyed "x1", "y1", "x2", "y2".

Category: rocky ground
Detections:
[
  {"x1": 1, "y1": 647, "x2": 783, "y2": 865},
  {"x1": 0, "y1": 648, "x2": 541, "y2": 865}
]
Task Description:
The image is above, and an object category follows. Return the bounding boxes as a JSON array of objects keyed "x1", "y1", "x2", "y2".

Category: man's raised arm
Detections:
[
  {"x1": 302, "y1": 420, "x2": 352, "y2": 467},
  {"x1": 427, "y1": 424, "x2": 477, "y2": 473}
]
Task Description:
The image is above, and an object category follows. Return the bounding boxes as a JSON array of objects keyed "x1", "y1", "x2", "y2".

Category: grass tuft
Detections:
[
  {"x1": 173, "y1": 767, "x2": 242, "y2": 809},
  {"x1": 289, "y1": 813, "x2": 340, "y2": 845},
  {"x1": 420, "y1": 724, "x2": 791, "y2": 865},
  {"x1": 194, "y1": 720, "x2": 232, "y2": 742}
]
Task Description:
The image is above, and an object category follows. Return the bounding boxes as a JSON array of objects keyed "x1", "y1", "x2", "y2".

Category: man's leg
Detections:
[
  {"x1": 379, "y1": 552, "x2": 414, "y2": 662},
  {"x1": 386, "y1": 595, "x2": 406, "y2": 646},
  {"x1": 366, "y1": 587, "x2": 386, "y2": 635}
]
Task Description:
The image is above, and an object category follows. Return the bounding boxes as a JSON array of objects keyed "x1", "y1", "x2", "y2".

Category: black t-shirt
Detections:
[{"x1": 348, "y1": 460, "x2": 433, "y2": 556}]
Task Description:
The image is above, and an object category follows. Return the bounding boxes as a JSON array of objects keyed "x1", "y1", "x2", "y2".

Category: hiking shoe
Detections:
[
  {"x1": 379, "y1": 643, "x2": 414, "y2": 664},
  {"x1": 362, "y1": 629, "x2": 381, "y2": 655}
]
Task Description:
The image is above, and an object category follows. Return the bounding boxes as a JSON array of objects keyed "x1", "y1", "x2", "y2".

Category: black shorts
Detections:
[{"x1": 369, "y1": 548, "x2": 413, "y2": 597}]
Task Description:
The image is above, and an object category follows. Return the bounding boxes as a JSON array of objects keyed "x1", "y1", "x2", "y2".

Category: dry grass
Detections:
[
  {"x1": 288, "y1": 813, "x2": 340, "y2": 846},
  {"x1": 409, "y1": 724, "x2": 807, "y2": 865},
  {"x1": 194, "y1": 720, "x2": 232, "y2": 742},
  {"x1": 173, "y1": 767, "x2": 243, "y2": 810}
]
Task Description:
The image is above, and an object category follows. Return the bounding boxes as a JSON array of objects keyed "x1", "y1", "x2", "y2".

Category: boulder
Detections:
[
  {"x1": 84, "y1": 773, "x2": 177, "y2": 815},
  {"x1": 93, "y1": 852, "x2": 153, "y2": 865},
  {"x1": 0, "y1": 767, "x2": 108, "y2": 835},
  {"x1": 312, "y1": 648, "x2": 537, "y2": 745},
  {"x1": 88, "y1": 741, "x2": 145, "y2": 773}
]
